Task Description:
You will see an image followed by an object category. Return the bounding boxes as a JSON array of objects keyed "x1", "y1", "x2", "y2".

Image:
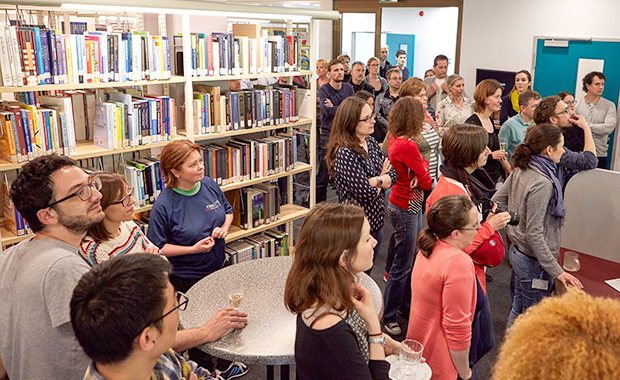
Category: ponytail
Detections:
[
  {"x1": 417, "y1": 228, "x2": 437, "y2": 258},
  {"x1": 513, "y1": 123, "x2": 562, "y2": 170},
  {"x1": 422, "y1": 195, "x2": 474, "y2": 257}
]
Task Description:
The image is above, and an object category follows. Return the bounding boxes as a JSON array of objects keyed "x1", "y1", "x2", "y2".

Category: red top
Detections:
[
  {"x1": 387, "y1": 135, "x2": 432, "y2": 211},
  {"x1": 407, "y1": 240, "x2": 476, "y2": 380},
  {"x1": 426, "y1": 174, "x2": 496, "y2": 293}
]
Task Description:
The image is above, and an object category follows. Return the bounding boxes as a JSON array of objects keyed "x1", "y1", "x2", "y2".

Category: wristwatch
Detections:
[
  {"x1": 368, "y1": 334, "x2": 386, "y2": 346},
  {"x1": 375, "y1": 176, "x2": 383, "y2": 187}
]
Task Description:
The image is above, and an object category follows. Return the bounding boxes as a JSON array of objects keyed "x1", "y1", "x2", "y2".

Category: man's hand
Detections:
[
  {"x1": 569, "y1": 114, "x2": 590, "y2": 131},
  {"x1": 324, "y1": 98, "x2": 334, "y2": 108},
  {"x1": 192, "y1": 236, "x2": 215, "y2": 254},
  {"x1": 441, "y1": 81, "x2": 449, "y2": 94},
  {"x1": 428, "y1": 83, "x2": 438, "y2": 97},
  {"x1": 212, "y1": 226, "x2": 229, "y2": 240},
  {"x1": 200, "y1": 308, "x2": 249, "y2": 342}
]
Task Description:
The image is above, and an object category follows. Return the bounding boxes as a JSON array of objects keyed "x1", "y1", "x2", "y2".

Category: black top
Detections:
[
  {"x1": 295, "y1": 315, "x2": 390, "y2": 380},
  {"x1": 465, "y1": 114, "x2": 504, "y2": 183},
  {"x1": 563, "y1": 125, "x2": 585, "y2": 152},
  {"x1": 348, "y1": 78, "x2": 376, "y2": 97}
]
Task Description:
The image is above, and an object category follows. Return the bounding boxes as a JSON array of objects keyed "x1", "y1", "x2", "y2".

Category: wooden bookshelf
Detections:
[
  {"x1": 221, "y1": 162, "x2": 311, "y2": 192},
  {"x1": 225, "y1": 204, "x2": 308, "y2": 243},
  {"x1": 193, "y1": 117, "x2": 311, "y2": 142},
  {"x1": 0, "y1": 76, "x2": 186, "y2": 93},
  {"x1": 191, "y1": 70, "x2": 312, "y2": 83}
]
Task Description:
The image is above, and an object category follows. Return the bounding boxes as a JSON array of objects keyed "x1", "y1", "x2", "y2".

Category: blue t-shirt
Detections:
[{"x1": 147, "y1": 177, "x2": 233, "y2": 279}]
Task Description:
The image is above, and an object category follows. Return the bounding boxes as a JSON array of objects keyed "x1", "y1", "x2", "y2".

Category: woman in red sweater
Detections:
[
  {"x1": 383, "y1": 97, "x2": 433, "y2": 336},
  {"x1": 408, "y1": 194, "x2": 479, "y2": 380}
]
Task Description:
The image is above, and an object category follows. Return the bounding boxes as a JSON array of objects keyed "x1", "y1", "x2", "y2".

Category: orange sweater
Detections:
[
  {"x1": 426, "y1": 174, "x2": 495, "y2": 293},
  {"x1": 407, "y1": 240, "x2": 476, "y2": 380}
]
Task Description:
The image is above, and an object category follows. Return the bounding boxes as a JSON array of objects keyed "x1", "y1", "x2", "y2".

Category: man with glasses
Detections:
[
  {"x1": 574, "y1": 71, "x2": 617, "y2": 169},
  {"x1": 71, "y1": 253, "x2": 246, "y2": 380},
  {"x1": 374, "y1": 68, "x2": 402, "y2": 145},
  {"x1": 534, "y1": 96, "x2": 597, "y2": 187},
  {"x1": 0, "y1": 155, "x2": 105, "y2": 380}
]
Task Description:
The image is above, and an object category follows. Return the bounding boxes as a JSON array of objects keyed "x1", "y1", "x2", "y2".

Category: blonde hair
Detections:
[{"x1": 492, "y1": 290, "x2": 620, "y2": 380}]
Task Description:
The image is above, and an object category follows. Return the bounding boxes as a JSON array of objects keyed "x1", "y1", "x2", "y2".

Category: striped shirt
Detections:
[
  {"x1": 80, "y1": 221, "x2": 163, "y2": 266},
  {"x1": 83, "y1": 349, "x2": 213, "y2": 380},
  {"x1": 421, "y1": 127, "x2": 440, "y2": 180}
]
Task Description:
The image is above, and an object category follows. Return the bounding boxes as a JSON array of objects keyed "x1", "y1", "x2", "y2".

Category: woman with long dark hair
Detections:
[
  {"x1": 407, "y1": 195, "x2": 479, "y2": 380},
  {"x1": 492, "y1": 123, "x2": 583, "y2": 327},
  {"x1": 500, "y1": 70, "x2": 532, "y2": 124},
  {"x1": 326, "y1": 96, "x2": 396, "y2": 274},
  {"x1": 285, "y1": 202, "x2": 399, "y2": 380}
]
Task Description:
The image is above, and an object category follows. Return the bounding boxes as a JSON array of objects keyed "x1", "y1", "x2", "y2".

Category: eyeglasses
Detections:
[
  {"x1": 368, "y1": 64, "x2": 379, "y2": 67},
  {"x1": 389, "y1": 77, "x2": 402, "y2": 81},
  {"x1": 564, "y1": 100, "x2": 575, "y2": 105},
  {"x1": 47, "y1": 177, "x2": 102, "y2": 208},
  {"x1": 134, "y1": 291, "x2": 188, "y2": 339},
  {"x1": 360, "y1": 113, "x2": 376, "y2": 123},
  {"x1": 111, "y1": 187, "x2": 134, "y2": 207},
  {"x1": 554, "y1": 107, "x2": 570, "y2": 116},
  {"x1": 461, "y1": 222, "x2": 481, "y2": 231}
]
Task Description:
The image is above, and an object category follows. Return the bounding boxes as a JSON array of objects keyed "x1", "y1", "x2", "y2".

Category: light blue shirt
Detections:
[{"x1": 499, "y1": 112, "x2": 533, "y2": 160}]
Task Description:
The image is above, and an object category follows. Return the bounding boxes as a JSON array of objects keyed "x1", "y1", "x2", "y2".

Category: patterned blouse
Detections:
[
  {"x1": 437, "y1": 95, "x2": 475, "y2": 130},
  {"x1": 333, "y1": 136, "x2": 397, "y2": 232}
]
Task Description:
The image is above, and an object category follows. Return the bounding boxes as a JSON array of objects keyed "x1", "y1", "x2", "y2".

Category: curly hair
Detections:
[
  {"x1": 582, "y1": 71, "x2": 605, "y2": 92},
  {"x1": 10, "y1": 154, "x2": 77, "y2": 232},
  {"x1": 533, "y1": 95, "x2": 561, "y2": 125},
  {"x1": 492, "y1": 289, "x2": 620, "y2": 380}
]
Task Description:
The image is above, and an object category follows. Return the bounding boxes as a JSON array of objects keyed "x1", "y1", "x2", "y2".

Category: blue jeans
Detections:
[
  {"x1": 365, "y1": 228, "x2": 383, "y2": 277},
  {"x1": 507, "y1": 245, "x2": 554, "y2": 327},
  {"x1": 382, "y1": 199, "x2": 424, "y2": 324}
]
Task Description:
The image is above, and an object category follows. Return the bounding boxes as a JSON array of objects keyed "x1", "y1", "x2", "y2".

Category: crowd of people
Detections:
[{"x1": 0, "y1": 46, "x2": 617, "y2": 380}]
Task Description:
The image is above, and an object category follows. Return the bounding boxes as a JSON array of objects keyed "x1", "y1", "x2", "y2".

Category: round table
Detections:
[{"x1": 179, "y1": 256, "x2": 383, "y2": 378}]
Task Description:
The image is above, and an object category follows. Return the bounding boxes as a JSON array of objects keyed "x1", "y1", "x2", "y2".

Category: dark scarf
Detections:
[
  {"x1": 529, "y1": 154, "x2": 566, "y2": 224},
  {"x1": 440, "y1": 164, "x2": 495, "y2": 205}
]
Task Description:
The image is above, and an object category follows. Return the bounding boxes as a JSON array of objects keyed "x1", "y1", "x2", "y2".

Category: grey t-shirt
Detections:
[{"x1": 0, "y1": 238, "x2": 90, "y2": 380}]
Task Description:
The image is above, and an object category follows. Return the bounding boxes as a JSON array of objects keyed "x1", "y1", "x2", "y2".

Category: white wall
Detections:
[
  {"x1": 460, "y1": 0, "x2": 620, "y2": 96},
  {"x1": 381, "y1": 7, "x2": 459, "y2": 79},
  {"x1": 341, "y1": 13, "x2": 377, "y2": 63},
  {"x1": 319, "y1": 0, "x2": 334, "y2": 60}
]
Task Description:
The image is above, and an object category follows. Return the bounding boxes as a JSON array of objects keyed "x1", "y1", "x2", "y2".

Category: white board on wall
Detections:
[{"x1": 575, "y1": 58, "x2": 604, "y2": 100}]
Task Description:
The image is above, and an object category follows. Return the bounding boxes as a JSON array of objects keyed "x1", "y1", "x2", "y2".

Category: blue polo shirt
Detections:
[
  {"x1": 498, "y1": 112, "x2": 533, "y2": 160},
  {"x1": 147, "y1": 177, "x2": 233, "y2": 279}
]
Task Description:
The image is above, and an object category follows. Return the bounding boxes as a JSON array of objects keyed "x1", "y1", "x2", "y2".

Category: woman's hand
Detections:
[
  {"x1": 192, "y1": 236, "x2": 215, "y2": 253},
  {"x1": 351, "y1": 283, "x2": 381, "y2": 334},
  {"x1": 491, "y1": 149, "x2": 507, "y2": 161},
  {"x1": 384, "y1": 334, "x2": 400, "y2": 356},
  {"x1": 381, "y1": 158, "x2": 392, "y2": 176},
  {"x1": 557, "y1": 271, "x2": 584, "y2": 289},
  {"x1": 485, "y1": 210, "x2": 511, "y2": 232},
  {"x1": 410, "y1": 176, "x2": 419, "y2": 189},
  {"x1": 212, "y1": 226, "x2": 229, "y2": 239}
]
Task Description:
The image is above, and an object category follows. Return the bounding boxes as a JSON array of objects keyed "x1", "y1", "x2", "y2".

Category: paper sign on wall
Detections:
[{"x1": 575, "y1": 58, "x2": 604, "y2": 100}]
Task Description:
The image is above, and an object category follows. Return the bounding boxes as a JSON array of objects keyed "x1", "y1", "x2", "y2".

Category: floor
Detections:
[{"x1": 226, "y1": 187, "x2": 513, "y2": 379}]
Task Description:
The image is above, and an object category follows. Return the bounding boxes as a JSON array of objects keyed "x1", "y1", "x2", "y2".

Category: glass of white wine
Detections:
[
  {"x1": 228, "y1": 288, "x2": 244, "y2": 310},
  {"x1": 499, "y1": 136, "x2": 507, "y2": 152}
]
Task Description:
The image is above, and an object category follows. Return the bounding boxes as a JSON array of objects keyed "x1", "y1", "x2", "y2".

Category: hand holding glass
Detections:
[
  {"x1": 499, "y1": 136, "x2": 507, "y2": 152},
  {"x1": 400, "y1": 339, "x2": 424, "y2": 377},
  {"x1": 563, "y1": 251, "x2": 580, "y2": 272}
]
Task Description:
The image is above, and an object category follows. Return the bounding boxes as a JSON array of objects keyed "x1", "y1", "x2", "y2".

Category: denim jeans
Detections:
[
  {"x1": 507, "y1": 245, "x2": 554, "y2": 328},
  {"x1": 382, "y1": 199, "x2": 425, "y2": 324},
  {"x1": 365, "y1": 228, "x2": 383, "y2": 277}
]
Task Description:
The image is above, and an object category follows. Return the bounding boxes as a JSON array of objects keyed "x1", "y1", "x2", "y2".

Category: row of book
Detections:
[
  {"x1": 192, "y1": 83, "x2": 299, "y2": 135},
  {"x1": 174, "y1": 23, "x2": 303, "y2": 78},
  {"x1": 2, "y1": 172, "x2": 31, "y2": 237},
  {"x1": 225, "y1": 229, "x2": 289, "y2": 264},
  {"x1": 226, "y1": 182, "x2": 282, "y2": 231},
  {"x1": 202, "y1": 132, "x2": 298, "y2": 186},
  {"x1": 0, "y1": 24, "x2": 171, "y2": 87},
  {"x1": 123, "y1": 157, "x2": 165, "y2": 209}
]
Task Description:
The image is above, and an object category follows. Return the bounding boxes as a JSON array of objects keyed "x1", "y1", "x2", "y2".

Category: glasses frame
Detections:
[
  {"x1": 46, "y1": 177, "x2": 102, "y2": 208},
  {"x1": 554, "y1": 107, "x2": 570, "y2": 116},
  {"x1": 461, "y1": 222, "x2": 481, "y2": 231},
  {"x1": 360, "y1": 112, "x2": 376, "y2": 123},
  {"x1": 111, "y1": 187, "x2": 135, "y2": 207},
  {"x1": 136, "y1": 291, "x2": 188, "y2": 339}
]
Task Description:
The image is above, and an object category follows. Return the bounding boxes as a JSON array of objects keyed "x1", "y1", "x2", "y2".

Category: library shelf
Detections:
[
  {"x1": 0, "y1": 76, "x2": 187, "y2": 93},
  {"x1": 191, "y1": 70, "x2": 312, "y2": 83},
  {"x1": 0, "y1": 227, "x2": 29, "y2": 246},
  {"x1": 220, "y1": 162, "x2": 311, "y2": 192},
  {"x1": 193, "y1": 117, "x2": 311, "y2": 142},
  {"x1": 224, "y1": 204, "x2": 308, "y2": 243},
  {"x1": 0, "y1": 135, "x2": 188, "y2": 172}
]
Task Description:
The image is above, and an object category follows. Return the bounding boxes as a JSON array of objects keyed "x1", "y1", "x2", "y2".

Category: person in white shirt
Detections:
[
  {"x1": 574, "y1": 71, "x2": 617, "y2": 169},
  {"x1": 424, "y1": 54, "x2": 450, "y2": 113}
]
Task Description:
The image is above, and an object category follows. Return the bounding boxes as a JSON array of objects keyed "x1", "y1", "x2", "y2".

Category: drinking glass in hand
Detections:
[
  {"x1": 499, "y1": 136, "x2": 507, "y2": 152},
  {"x1": 400, "y1": 339, "x2": 424, "y2": 376}
]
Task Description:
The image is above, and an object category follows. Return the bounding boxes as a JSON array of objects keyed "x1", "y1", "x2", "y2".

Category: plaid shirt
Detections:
[{"x1": 84, "y1": 349, "x2": 214, "y2": 380}]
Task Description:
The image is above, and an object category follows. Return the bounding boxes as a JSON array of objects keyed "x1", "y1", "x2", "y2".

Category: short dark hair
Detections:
[
  {"x1": 434, "y1": 54, "x2": 448, "y2": 66},
  {"x1": 512, "y1": 123, "x2": 562, "y2": 170},
  {"x1": 351, "y1": 61, "x2": 364, "y2": 71},
  {"x1": 386, "y1": 67, "x2": 401, "y2": 80},
  {"x1": 10, "y1": 154, "x2": 77, "y2": 232},
  {"x1": 582, "y1": 71, "x2": 605, "y2": 92},
  {"x1": 336, "y1": 54, "x2": 350, "y2": 62},
  {"x1": 396, "y1": 49, "x2": 406, "y2": 58},
  {"x1": 519, "y1": 90, "x2": 541, "y2": 108},
  {"x1": 417, "y1": 195, "x2": 474, "y2": 257},
  {"x1": 354, "y1": 90, "x2": 373, "y2": 102},
  {"x1": 327, "y1": 58, "x2": 343, "y2": 72},
  {"x1": 442, "y1": 124, "x2": 489, "y2": 167},
  {"x1": 557, "y1": 91, "x2": 574, "y2": 100},
  {"x1": 71, "y1": 254, "x2": 172, "y2": 365},
  {"x1": 534, "y1": 95, "x2": 561, "y2": 125}
]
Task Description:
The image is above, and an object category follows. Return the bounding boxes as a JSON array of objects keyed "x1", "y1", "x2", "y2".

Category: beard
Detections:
[{"x1": 54, "y1": 203, "x2": 105, "y2": 235}]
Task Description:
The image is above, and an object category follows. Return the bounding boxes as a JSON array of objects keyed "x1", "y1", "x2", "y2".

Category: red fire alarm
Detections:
[{"x1": 419, "y1": 11, "x2": 424, "y2": 16}]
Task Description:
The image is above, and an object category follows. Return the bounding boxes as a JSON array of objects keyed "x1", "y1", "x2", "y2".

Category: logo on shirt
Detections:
[{"x1": 205, "y1": 200, "x2": 221, "y2": 212}]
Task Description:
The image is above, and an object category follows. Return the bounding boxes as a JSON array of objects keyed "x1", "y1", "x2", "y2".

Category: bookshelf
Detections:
[{"x1": 0, "y1": 1, "x2": 337, "y2": 247}]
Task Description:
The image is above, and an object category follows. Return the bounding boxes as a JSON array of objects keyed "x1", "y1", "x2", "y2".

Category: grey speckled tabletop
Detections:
[{"x1": 179, "y1": 256, "x2": 383, "y2": 365}]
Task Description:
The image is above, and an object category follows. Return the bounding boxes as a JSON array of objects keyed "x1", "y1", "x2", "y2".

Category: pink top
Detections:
[{"x1": 407, "y1": 239, "x2": 476, "y2": 380}]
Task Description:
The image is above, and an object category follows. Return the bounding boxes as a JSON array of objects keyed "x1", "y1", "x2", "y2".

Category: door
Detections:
[{"x1": 385, "y1": 33, "x2": 415, "y2": 74}]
